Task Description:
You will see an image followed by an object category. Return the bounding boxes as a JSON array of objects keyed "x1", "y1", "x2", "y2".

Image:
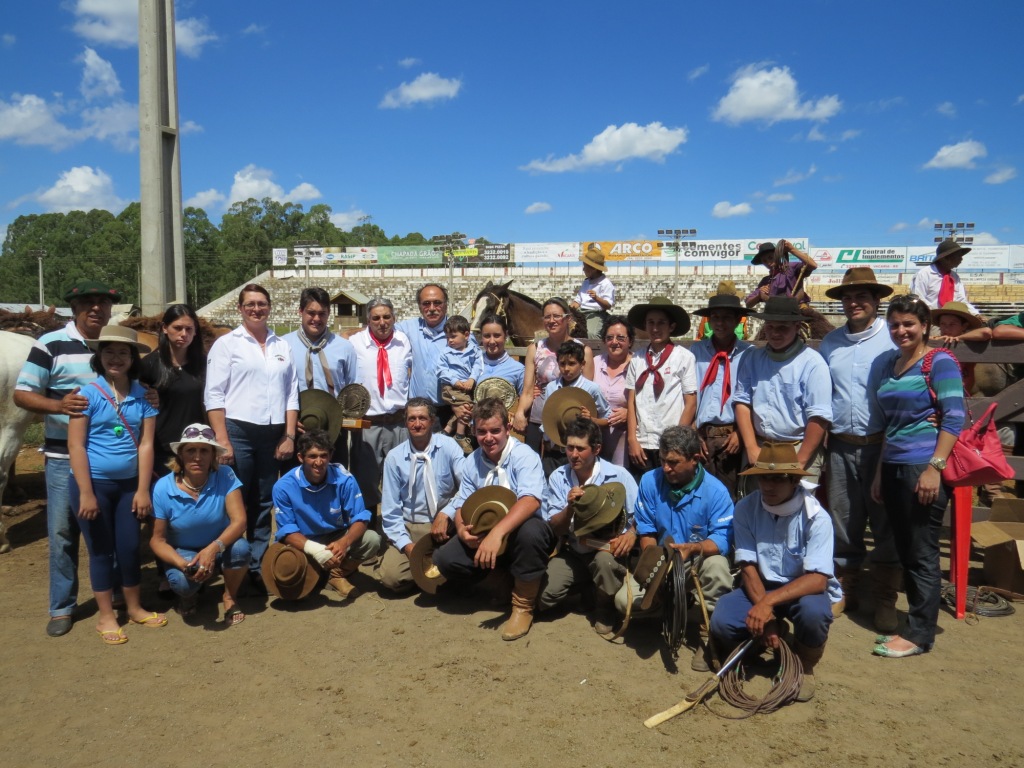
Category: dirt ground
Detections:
[{"x1": 2, "y1": 446, "x2": 1023, "y2": 768}]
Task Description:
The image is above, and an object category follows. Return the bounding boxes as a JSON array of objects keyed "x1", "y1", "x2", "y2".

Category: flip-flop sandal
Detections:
[
  {"x1": 97, "y1": 627, "x2": 128, "y2": 645},
  {"x1": 129, "y1": 612, "x2": 168, "y2": 628},
  {"x1": 223, "y1": 607, "x2": 245, "y2": 627}
]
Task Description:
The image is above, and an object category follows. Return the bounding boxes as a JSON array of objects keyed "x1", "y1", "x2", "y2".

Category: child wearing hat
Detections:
[
  {"x1": 540, "y1": 341, "x2": 611, "y2": 475},
  {"x1": 570, "y1": 243, "x2": 616, "y2": 338}
]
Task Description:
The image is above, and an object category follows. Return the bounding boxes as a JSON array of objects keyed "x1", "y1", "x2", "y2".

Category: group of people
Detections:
[{"x1": 14, "y1": 237, "x2": 1002, "y2": 704}]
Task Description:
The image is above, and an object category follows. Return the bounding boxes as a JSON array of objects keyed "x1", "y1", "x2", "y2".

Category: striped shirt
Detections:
[
  {"x1": 871, "y1": 350, "x2": 965, "y2": 464},
  {"x1": 16, "y1": 321, "x2": 96, "y2": 458}
]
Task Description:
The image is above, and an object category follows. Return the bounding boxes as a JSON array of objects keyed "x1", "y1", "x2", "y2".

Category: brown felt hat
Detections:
[
  {"x1": 460, "y1": 486, "x2": 517, "y2": 556},
  {"x1": 580, "y1": 243, "x2": 609, "y2": 273},
  {"x1": 692, "y1": 293, "x2": 749, "y2": 318},
  {"x1": 572, "y1": 482, "x2": 627, "y2": 539},
  {"x1": 739, "y1": 442, "x2": 812, "y2": 477},
  {"x1": 299, "y1": 389, "x2": 343, "y2": 445},
  {"x1": 750, "y1": 296, "x2": 803, "y2": 323},
  {"x1": 634, "y1": 544, "x2": 672, "y2": 611},
  {"x1": 934, "y1": 238, "x2": 971, "y2": 263},
  {"x1": 409, "y1": 534, "x2": 447, "y2": 595},
  {"x1": 626, "y1": 296, "x2": 691, "y2": 336},
  {"x1": 261, "y1": 543, "x2": 321, "y2": 601},
  {"x1": 542, "y1": 387, "x2": 599, "y2": 448},
  {"x1": 931, "y1": 301, "x2": 984, "y2": 331},
  {"x1": 823, "y1": 267, "x2": 894, "y2": 300},
  {"x1": 751, "y1": 240, "x2": 787, "y2": 266}
]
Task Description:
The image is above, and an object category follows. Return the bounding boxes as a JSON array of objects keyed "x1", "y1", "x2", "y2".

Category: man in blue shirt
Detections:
[
  {"x1": 616, "y1": 426, "x2": 735, "y2": 671},
  {"x1": 397, "y1": 283, "x2": 451, "y2": 425},
  {"x1": 269, "y1": 429, "x2": 381, "y2": 601},
  {"x1": 818, "y1": 267, "x2": 901, "y2": 630},
  {"x1": 710, "y1": 442, "x2": 840, "y2": 702}
]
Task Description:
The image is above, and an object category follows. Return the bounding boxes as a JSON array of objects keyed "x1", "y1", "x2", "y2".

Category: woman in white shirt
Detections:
[{"x1": 205, "y1": 284, "x2": 299, "y2": 590}]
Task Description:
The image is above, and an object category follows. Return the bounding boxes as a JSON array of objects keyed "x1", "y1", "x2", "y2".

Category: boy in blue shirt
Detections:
[{"x1": 438, "y1": 315, "x2": 482, "y2": 452}]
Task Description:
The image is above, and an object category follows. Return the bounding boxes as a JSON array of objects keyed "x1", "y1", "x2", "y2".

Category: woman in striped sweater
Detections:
[{"x1": 869, "y1": 294, "x2": 965, "y2": 658}]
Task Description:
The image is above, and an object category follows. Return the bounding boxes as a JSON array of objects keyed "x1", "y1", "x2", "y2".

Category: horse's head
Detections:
[{"x1": 471, "y1": 280, "x2": 513, "y2": 331}]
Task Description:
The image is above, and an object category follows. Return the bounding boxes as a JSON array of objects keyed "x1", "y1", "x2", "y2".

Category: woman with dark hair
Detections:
[
  {"x1": 139, "y1": 303, "x2": 207, "y2": 475},
  {"x1": 477, "y1": 313, "x2": 526, "y2": 393},
  {"x1": 594, "y1": 314, "x2": 634, "y2": 464},
  {"x1": 205, "y1": 284, "x2": 299, "y2": 591},
  {"x1": 67, "y1": 326, "x2": 164, "y2": 644},
  {"x1": 869, "y1": 294, "x2": 965, "y2": 658},
  {"x1": 513, "y1": 297, "x2": 593, "y2": 451}
]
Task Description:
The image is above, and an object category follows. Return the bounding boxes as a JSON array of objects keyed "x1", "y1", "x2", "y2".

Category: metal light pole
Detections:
[
  {"x1": 30, "y1": 248, "x2": 46, "y2": 306},
  {"x1": 294, "y1": 239, "x2": 320, "y2": 286},
  {"x1": 657, "y1": 228, "x2": 697, "y2": 300},
  {"x1": 933, "y1": 221, "x2": 975, "y2": 245},
  {"x1": 431, "y1": 232, "x2": 466, "y2": 294}
]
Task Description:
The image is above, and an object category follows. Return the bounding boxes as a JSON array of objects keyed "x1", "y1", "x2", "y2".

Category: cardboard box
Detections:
[{"x1": 971, "y1": 498, "x2": 1024, "y2": 593}]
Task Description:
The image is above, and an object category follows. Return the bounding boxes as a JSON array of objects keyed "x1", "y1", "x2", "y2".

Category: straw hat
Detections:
[
  {"x1": 572, "y1": 482, "x2": 627, "y2": 539},
  {"x1": 409, "y1": 534, "x2": 447, "y2": 595},
  {"x1": 299, "y1": 389, "x2": 343, "y2": 444},
  {"x1": 85, "y1": 325, "x2": 151, "y2": 353},
  {"x1": 710, "y1": 279, "x2": 741, "y2": 298},
  {"x1": 261, "y1": 542, "x2": 321, "y2": 600},
  {"x1": 931, "y1": 301, "x2": 984, "y2": 331},
  {"x1": 460, "y1": 486, "x2": 517, "y2": 555},
  {"x1": 580, "y1": 243, "x2": 609, "y2": 273},
  {"x1": 168, "y1": 423, "x2": 227, "y2": 456},
  {"x1": 738, "y1": 442, "x2": 812, "y2": 477},
  {"x1": 542, "y1": 387, "x2": 598, "y2": 448},
  {"x1": 626, "y1": 296, "x2": 691, "y2": 336},
  {"x1": 823, "y1": 266, "x2": 894, "y2": 300}
]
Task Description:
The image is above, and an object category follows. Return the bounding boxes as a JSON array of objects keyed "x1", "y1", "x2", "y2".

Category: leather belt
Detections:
[
  {"x1": 365, "y1": 410, "x2": 406, "y2": 426},
  {"x1": 831, "y1": 431, "x2": 883, "y2": 446},
  {"x1": 700, "y1": 424, "x2": 735, "y2": 438}
]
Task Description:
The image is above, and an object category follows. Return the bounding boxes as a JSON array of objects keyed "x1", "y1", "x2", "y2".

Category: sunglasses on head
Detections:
[{"x1": 182, "y1": 426, "x2": 216, "y2": 441}]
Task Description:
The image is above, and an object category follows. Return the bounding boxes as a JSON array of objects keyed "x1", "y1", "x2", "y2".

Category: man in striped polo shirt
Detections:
[{"x1": 15, "y1": 280, "x2": 120, "y2": 637}]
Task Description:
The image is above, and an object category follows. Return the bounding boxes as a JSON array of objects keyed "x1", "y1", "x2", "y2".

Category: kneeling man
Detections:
[
  {"x1": 432, "y1": 397, "x2": 552, "y2": 641},
  {"x1": 709, "y1": 442, "x2": 841, "y2": 701},
  {"x1": 266, "y1": 429, "x2": 382, "y2": 601}
]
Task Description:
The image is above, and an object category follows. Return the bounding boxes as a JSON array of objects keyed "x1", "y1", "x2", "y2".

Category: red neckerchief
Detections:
[
  {"x1": 635, "y1": 342, "x2": 674, "y2": 398},
  {"x1": 699, "y1": 337, "x2": 735, "y2": 414},
  {"x1": 370, "y1": 331, "x2": 394, "y2": 396},
  {"x1": 937, "y1": 265, "x2": 955, "y2": 306}
]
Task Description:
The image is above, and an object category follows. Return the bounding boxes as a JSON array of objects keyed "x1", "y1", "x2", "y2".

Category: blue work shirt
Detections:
[
  {"x1": 453, "y1": 439, "x2": 544, "y2": 514},
  {"x1": 692, "y1": 338, "x2": 754, "y2": 427},
  {"x1": 634, "y1": 466, "x2": 734, "y2": 557},
  {"x1": 397, "y1": 316, "x2": 449, "y2": 403},
  {"x1": 273, "y1": 463, "x2": 370, "y2": 540},
  {"x1": 282, "y1": 329, "x2": 357, "y2": 394},
  {"x1": 542, "y1": 458, "x2": 638, "y2": 553},
  {"x1": 818, "y1": 318, "x2": 895, "y2": 436},
  {"x1": 152, "y1": 466, "x2": 243, "y2": 551},
  {"x1": 479, "y1": 353, "x2": 526, "y2": 395}
]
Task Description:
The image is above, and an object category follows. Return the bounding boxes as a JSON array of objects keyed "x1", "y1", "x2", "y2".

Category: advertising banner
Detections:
[
  {"x1": 907, "y1": 244, "x2": 1009, "y2": 271},
  {"x1": 811, "y1": 247, "x2": 907, "y2": 271},
  {"x1": 1010, "y1": 246, "x2": 1024, "y2": 271},
  {"x1": 272, "y1": 248, "x2": 288, "y2": 266},
  {"x1": 375, "y1": 245, "x2": 439, "y2": 265},
  {"x1": 513, "y1": 242, "x2": 581, "y2": 263},
  {"x1": 663, "y1": 239, "x2": 746, "y2": 263},
  {"x1": 741, "y1": 238, "x2": 809, "y2": 262},
  {"x1": 307, "y1": 247, "x2": 324, "y2": 266},
  {"x1": 589, "y1": 240, "x2": 664, "y2": 261},
  {"x1": 452, "y1": 243, "x2": 512, "y2": 265},
  {"x1": 319, "y1": 247, "x2": 377, "y2": 264}
]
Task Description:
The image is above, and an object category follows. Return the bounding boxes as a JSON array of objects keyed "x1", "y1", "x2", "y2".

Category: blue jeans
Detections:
[
  {"x1": 45, "y1": 457, "x2": 79, "y2": 618},
  {"x1": 227, "y1": 419, "x2": 284, "y2": 574},
  {"x1": 826, "y1": 440, "x2": 899, "y2": 568},
  {"x1": 711, "y1": 582, "x2": 834, "y2": 648},
  {"x1": 164, "y1": 539, "x2": 252, "y2": 597},
  {"x1": 70, "y1": 475, "x2": 141, "y2": 593}
]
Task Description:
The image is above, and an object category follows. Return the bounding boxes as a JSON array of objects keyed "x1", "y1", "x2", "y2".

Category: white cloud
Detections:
[
  {"x1": 972, "y1": 231, "x2": 1001, "y2": 245},
  {"x1": 79, "y1": 47, "x2": 122, "y2": 101},
  {"x1": 0, "y1": 93, "x2": 77, "y2": 149},
  {"x1": 180, "y1": 119, "x2": 203, "y2": 134},
  {"x1": 985, "y1": 167, "x2": 1017, "y2": 184},
  {"x1": 773, "y1": 164, "x2": 817, "y2": 187},
  {"x1": 711, "y1": 201, "x2": 752, "y2": 218},
  {"x1": 288, "y1": 182, "x2": 321, "y2": 201},
  {"x1": 807, "y1": 125, "x2": 826, "y2": 141},
  {"x1": 890, "y1": 222, "x2": 909, "y2": 232},
  {"x1": 521, "y1": 122, "x2": 687, "y2": 173},
  {"x1": 712, "y1": 64, "x2": 841, "y2": 125},
  {"x1": 525, "y1": 202, "x2": 551, "y2": 214},
  {"x1": 839, "y1": 129, "x2": 861, "y2": 141},
  {"x1": 2, "y1": 34, "x2": 15, "y2": 47},
  {"x1": 1016, "y1": 94, "x2": 1023, "y2": 106},
  {"x1": 398, "y1": 57, "x2": 421, "y2": 68},
  {"x1": 330, "y1": 209, "x2": 368, "y2": 231},
  {"x1": 35, "y1": 165, "x2": 126, "y2": 213},
  {"x1": 917, "y1": 217, "x2": 938, "y2": 228},
  {"x1": 71, "y1": 0, "x2": 216, "y2": 57},
  {"x1": 936, "y1": 101, "x2": 956, "y2": 118},
  {"x1": 229, "y1": 164, "x2": 284, "y2": 202},
  {"x1": 924, "y1": 140, "x2": 987, "y2": 169},
  {"x1": 241, "y1": 23, "x2": 266, "y2": 35},
  {"x1": 765, "y1": 193, "x2": 793, "y2": 202},
  {"x1": 380, "y1": 72, "x2": 462, "y2": 108},
  {"x1": 688, "y1": 64, "x2": 709, "y2": 82},
  {"x1": 184, "y1": 188, "x2": 226, "y2": 211},
  {"x1": 80, "y1": 100, "x2": 137, "y2": 150}
]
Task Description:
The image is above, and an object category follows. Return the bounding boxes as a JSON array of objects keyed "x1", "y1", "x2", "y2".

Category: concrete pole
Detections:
[{"x1": 138, "y1": 0, "x2": 186, "y2": 314}]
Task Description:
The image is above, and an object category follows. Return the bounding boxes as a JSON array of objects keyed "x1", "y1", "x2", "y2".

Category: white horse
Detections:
[{"x1": 0, "y1": 331, "x2": 37, "y2": 553}]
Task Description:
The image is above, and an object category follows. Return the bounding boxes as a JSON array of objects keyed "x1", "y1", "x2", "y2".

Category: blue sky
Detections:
[{"x1": 1, "y1": 0, "x2": 1022, "y2": 248}]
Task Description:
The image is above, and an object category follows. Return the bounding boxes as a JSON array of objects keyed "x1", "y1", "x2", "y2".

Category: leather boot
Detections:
[
  {"x1": 592, "y1": 593, "x2": 618, "y2": 636},
  {"x1": 502, "y1": 578, "x2": 542, "y2": 641},
  {"x1": 328, "y1": 559, "x2": 360, "y2": 600},
  {"x1": 832, "y1": 565, "x2": 860, "y2": 617},
  {"x1": 870, "y1": 563, "x2": 902, "y2": 633},
  {"x1": 794, "y1": 640, "x2": 826, "y2": 702}
]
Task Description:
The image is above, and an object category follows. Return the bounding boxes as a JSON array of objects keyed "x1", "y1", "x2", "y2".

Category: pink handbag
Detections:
[{"x1": 921, "y1": 350, "x2": 1013, "y2": 487}]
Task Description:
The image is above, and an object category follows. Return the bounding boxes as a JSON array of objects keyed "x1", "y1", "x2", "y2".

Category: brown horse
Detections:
[{"x1": 470, "y1": 280, "x2": 586, "y2": 347}]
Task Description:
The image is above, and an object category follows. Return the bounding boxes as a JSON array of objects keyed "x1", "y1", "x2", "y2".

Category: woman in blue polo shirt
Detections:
[
  {"x1": 150, "y1": 424, "x2": 250, "y2": 626},
  {"x1": 68, "y1": 325, "x2": 162, "y2": 645}
]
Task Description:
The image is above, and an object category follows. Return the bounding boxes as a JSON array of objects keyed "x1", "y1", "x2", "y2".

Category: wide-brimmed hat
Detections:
[
  {"x1": 934, "y1": 238, "x2": 971, "y2": 263},
  {"x1": 460, "y1": 486, "x2": 517, "y2": 555},
  {"x1": 692, "y1": 293, "x2": 750, "y2": 318},
  {"x1": 823, "y1": 266, "x2": 894, "y2": 301},
  {"x1": 634, "y1": 543, "x2": 672, "y2": 611},
  {"x1": 709, "y1": 279, "x2": 741, "y2": 298},
  {"x1": 751, "y1": 241, "x2": 786, "y2": 267},
  {"x1": 750, "y1": 296, "x2": 803, "y2": 323},
  {"x1": 169, "y1": 423, "x2": 227, "y2": 456},
  {"x1": 475, "y1": 377, "x2": 518, "y2": 411},
  {"x1": 580, "y1": 243, "x2": 608, "y2": 273},
  {"x1": 63, "y1": 279, "x2": 122, "y2": 304},
  {"x1": 626, "y1": 296, "x2": 691, "y2": 336},
  {"x1": 542, "y1": 387, "x2": 598, "y2": 448},
  {"x1": 261, "y1": 542, "x2": 321, "y2": 600},
  {"x1": 337, "y1": 383, "x2": 370, "y2": 419},
  {"x1": 84, "y1": 325, "x2": 151, "y2": 353},
  {"x1": 409, "y1": 534, "x2": 447, "y2": 595},
  {"x1": 299, "y1": 389, "x2": 343, "y2": 444},
  {"x1": 572, "y1": 482, "x2": 627, "y2": 539},
  {"x1": 739, "y1": 442, "x2": 812, "y2": 477},
  {"x1": 931, "y1": 301, "x2": 984, "y2": 331}
]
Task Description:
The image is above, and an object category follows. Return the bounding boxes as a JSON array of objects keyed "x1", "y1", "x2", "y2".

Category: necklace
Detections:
[{"x1": 180, "y1": 475, "x2": 206, "y2": 493}]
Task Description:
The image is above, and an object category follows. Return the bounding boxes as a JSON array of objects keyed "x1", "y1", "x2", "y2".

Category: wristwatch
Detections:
[{"x1": 929, "y1": 456, "x2": 947, "y2": 471}]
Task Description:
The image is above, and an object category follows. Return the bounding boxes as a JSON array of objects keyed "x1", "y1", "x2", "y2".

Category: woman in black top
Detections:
[{"x1": 139, "y1": 304, "x2": 208, "y2": 476}]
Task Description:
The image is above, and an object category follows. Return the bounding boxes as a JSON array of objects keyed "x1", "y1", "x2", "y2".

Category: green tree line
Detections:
[{"x1": 0, "y1": 199, "x2": 431, "y2": 309}]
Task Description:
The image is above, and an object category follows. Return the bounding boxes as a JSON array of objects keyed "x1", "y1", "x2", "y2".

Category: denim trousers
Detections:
[
  {"x1": 881, "y1": 462, "x2": 948, "y2": 647},
  {"x1": 711, "y1": 582, "x2": 834, "y2": 648},
  {"x1": 164, "y1": 539, "x2": 252, "y2": 597},
  {"x1": 226, "y1": 419, "x2": 284, "y2": 574},
  {"x1": 69, "y1": 475, "x2": 141, "y2": 593},
  {"x1": 826, "y1": 440, "x2": 899, "y2": 568},
  {"x1": 45, "y1": 456, "x2": 79, "y2": 618}
]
